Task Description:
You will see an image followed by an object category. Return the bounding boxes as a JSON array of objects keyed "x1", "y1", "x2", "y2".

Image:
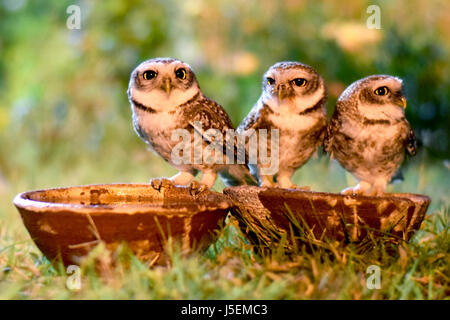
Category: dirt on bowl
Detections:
[
  {"x1": 224, "y1": 186, "x2": 430, "y2": 250},
  {"x1": 13, "y1": 183, "x2": 231, "y2": 266}
]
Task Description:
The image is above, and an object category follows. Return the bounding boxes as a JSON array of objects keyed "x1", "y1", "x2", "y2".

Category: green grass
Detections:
[{"x1": 0, "y1": 157, "x2": 448, "y2": 300}]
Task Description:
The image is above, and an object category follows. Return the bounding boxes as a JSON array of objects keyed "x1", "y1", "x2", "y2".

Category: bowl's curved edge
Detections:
[
  {"x1": 224, "y1": 185, "x2": 431, "y2": 203},
  {"x1": 13, "y1": 183, "x2": 231, "y2": 215},
  {"x1": 12, "y1": 183, "x2": 232, "y2": 266},
  {"x1": 223, "y1": 185, "x2": 431, "y2": 245}
]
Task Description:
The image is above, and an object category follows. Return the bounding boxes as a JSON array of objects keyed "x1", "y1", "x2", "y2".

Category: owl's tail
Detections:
[{"x1": 218, "y1": 164, "x2": 259, "y2": 187}]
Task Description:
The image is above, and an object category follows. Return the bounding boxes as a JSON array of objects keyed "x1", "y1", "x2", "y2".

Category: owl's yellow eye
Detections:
[
  {"x1": 267, "y1": 77, "x2": 275, "y2": 85},
  {"x1": 293, "y1": 78, "x2": 307, "y2": 87},
  {"x1": 374, "y1": 86, "x2": 389, "y2": 96},
  {"x1": 175, "y1": 68, "x2": 186, "y2": 80},
  {"x1": 143, "y1": 70, "x2": 156, "y2": 80}
]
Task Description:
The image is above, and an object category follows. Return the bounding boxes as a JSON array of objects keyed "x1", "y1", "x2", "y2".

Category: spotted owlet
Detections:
[
  {"x1": 324, "y1": 75, "x2": 417, "y2": 196},
  {"x1": 128, "y1": 57, "x2": 256, "y2": 189},
  {"x1": 237, "y1": 61, "x2": 328, "y2": 188}
]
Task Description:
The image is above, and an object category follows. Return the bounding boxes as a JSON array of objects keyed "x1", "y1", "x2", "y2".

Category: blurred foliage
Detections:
[{"x1": 0, "y1": 0, "x2": 449, "y2": 188}]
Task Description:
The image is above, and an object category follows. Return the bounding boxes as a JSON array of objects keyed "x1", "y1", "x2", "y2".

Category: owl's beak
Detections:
[
  {"x1": 162, "y1": 78, "x2": 172, "y2": 95},
  {"x1": 398, "y1": 96, "x2": 407, "y2": 109},
  {"x1": 277, "y1": 85, "x2": 290, "y2": 101}
]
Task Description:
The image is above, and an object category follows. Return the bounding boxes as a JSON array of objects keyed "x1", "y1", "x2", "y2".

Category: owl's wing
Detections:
[
  {"x1": 324, "y1": 108, "x2": 341, "y2": 157},
  {"x1": 186, "y1": 95, "x2": 234, "y2": 149},
  {"x1": 391, "y1": 122, "x2": 417, "y2": 184},
  {"x1": 186, "y1": 95, "x2": 258, "y2": 186},
  {"x1": 405, "y1": 121, "x2": 417, "y2": 156},
  {"x1": 132, "y1": 114, "x2": 149, "y2": 142}
]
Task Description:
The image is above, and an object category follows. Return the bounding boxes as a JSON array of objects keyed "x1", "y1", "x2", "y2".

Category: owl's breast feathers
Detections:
[
  {"x1": 238, "y1": 98, "x2": 327, "y2": 170},
  {"x1": 325, "y1": 103, "x2": 417, "y2": 177},
  {"x1": 239, "y1": 97, "x2": 326, "y2": 133}
]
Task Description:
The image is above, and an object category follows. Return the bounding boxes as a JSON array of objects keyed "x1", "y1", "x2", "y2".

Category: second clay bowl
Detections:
[{"x1": 224, "y1": 186, "x2": 430, "y2": 250}]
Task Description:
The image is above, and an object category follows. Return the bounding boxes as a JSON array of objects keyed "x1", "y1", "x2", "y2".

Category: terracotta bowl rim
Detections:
[
  {"x1": 13, "y1": 183, "x2": 231, "y2": 215},
  {"x1": 223, "y1": 185, "x2": 431, "y2": 202}
]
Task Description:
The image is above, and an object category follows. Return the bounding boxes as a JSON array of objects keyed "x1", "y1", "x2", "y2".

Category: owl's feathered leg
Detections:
[
  {"x1": 257, "y1": 161, "x2": 276, "y2": 187},
  {"x1": 170, "y1": 171, "x2": 196, "y2": 185},
  {"x1": 276, "y1": 169, "x2": 311, "y2": 190},
  {"x1": 259, "y1": 174, "x2": 276, "y2": 187},
  {"x1": 187, "y1": 171, "x2": 217, "y2": 196},
  {"x1": 370, "y1": 178, "x2": 388, "y2": 196},
  {"x1": 277, "y1": 169, "x2": 296, "y2": 189},
  {"x1": 200, "y1": 171, "x2": 217, "y2": 189}
]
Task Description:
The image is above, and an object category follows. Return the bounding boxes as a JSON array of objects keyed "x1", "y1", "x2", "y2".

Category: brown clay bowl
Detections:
[
  {"x1": 224, "y1": 186, "x2": 430, "y2": 249},
  {"x1": 13, "y1": 183, "x2": 231, "y2": 266}
]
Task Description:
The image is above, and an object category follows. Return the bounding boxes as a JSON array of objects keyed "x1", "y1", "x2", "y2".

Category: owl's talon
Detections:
[
  {"x1": 189, "y1": 180, "x2": 200, "y2": 190},
  {"x1": 278, "y1": 183, "x2": 297, "y2": 189},
  {"x1": 150, "y1": 178, "x2": 162, "y2": 191},
  {"x1": 260, "y1": 176, "x2": 276, "y2": 188},
  {"x1": 160, "y1": 178, "x2": 174, "y2": 189},
  {"x1": 341, "y1": 182, "x2": 372, "y2": 196},
  {"x1": 279, "y1": 183, "x2": 310, "y2": 190},
  {"x1": 341, "y1": 186, "x2": 357, "y2": 195},
  {"x1": 341, "y1": 186, "x2": 367, "y2": 196},
  {"x1": 260, "y1": 181, "x2": 275, "y2": 188},
  {"x1": 150, "y1": 178, "x2": 173, "y2": 191},
  {"x1": 189, "y1": 180, "x2": 208, "y2": 196},
  {"x1": 368, "y1": 188, "x2": 385, "y2": 197},
  {"x1": 371, "y1": 180, "x2": 387, "y2": 196}
]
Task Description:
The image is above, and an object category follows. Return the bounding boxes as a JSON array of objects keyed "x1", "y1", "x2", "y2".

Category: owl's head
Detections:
[
  {"x1": 261, "y1": 61, "x2": 326, "y2": 111},
  {"x1": 128, "y1": 57, "x2": 200, "y2": 111},
  {"x1": 340, "y1": 75, "x2": 407, "y2": 119}
]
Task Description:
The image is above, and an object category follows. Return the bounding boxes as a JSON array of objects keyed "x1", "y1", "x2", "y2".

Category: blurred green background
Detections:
[{"x1": 0, "y1": 0, "x2": 449, "y2": 202}]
